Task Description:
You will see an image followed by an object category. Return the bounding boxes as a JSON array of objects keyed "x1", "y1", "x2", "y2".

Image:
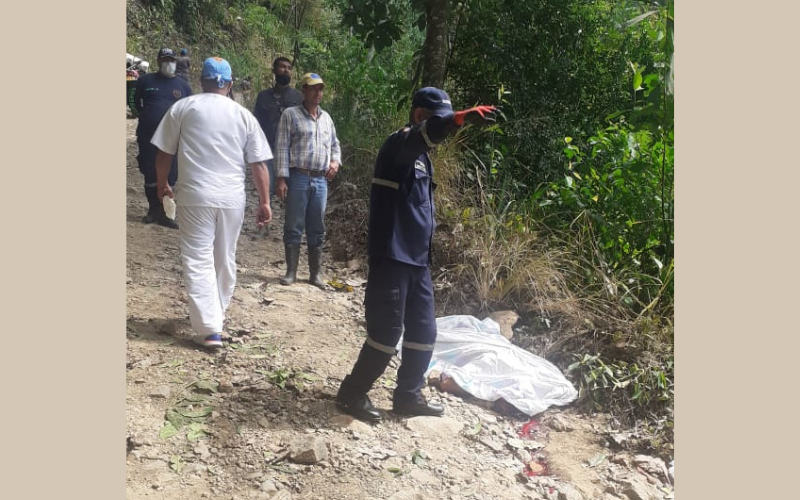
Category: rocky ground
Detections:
[{"x1": 125, "y1": 117, "x2": 674, "y2": 500}]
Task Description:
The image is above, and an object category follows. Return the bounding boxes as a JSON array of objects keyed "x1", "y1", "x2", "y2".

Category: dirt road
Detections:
[{"x1": 125, "y1": 118, "x2": 672, "y2": 500}]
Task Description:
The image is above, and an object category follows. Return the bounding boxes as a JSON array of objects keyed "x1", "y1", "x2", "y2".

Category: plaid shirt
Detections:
[{"x1": 274, "y1": 104, "x2": 341, "y2": 178}]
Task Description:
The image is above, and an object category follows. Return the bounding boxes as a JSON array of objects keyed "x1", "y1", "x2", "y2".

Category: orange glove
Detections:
[{"x1": 453, "y1": 105, "x2": 498, "y2": 127}]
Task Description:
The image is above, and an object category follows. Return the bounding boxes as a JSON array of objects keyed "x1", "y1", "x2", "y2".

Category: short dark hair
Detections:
[{"x1": 273, "y1": 57, "x2": 292, "y2": 69}]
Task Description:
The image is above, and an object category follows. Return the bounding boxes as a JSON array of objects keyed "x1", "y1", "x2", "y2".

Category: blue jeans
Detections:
[{"x1": 283, "y1": 169, "x2": 327, "y2": 247}]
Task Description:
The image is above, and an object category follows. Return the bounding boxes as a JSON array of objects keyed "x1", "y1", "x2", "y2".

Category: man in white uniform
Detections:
[{"x1": 151, "y1": 57, "x2": 273, "y2": 348}]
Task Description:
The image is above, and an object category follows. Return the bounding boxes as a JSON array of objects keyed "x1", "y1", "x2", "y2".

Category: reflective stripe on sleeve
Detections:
[{"x1": 372, "y1": 177, "x2": 400, "y2": 190}]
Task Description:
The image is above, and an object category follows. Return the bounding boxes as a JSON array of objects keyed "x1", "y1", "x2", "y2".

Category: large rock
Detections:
[
  {"x1": 621, "y1": 477, "x2": 657, "y2": 500},
  {"x1": 289, "y1": 436, "x2": 328, "y2": 464},
  {"x1": 328, "y1": 414, "x2": 354, "y2": 428},
  {"x1": 546, "y1": 413, "x2": 575, "y2": 432},
  {"x1": 487, "y1": 310, "x2": 520, "y2": 340},
  {"x1": 328, "y1": 414, "x2": 376, "y2": 436},
  {"x1": 633, "y1": 455, "x2": 668, "y2": 481}
]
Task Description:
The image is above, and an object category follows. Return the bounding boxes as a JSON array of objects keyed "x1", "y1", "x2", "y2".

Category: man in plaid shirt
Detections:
[{"x1": 274, "y1": 72, "x2": 342, "y2": 288}]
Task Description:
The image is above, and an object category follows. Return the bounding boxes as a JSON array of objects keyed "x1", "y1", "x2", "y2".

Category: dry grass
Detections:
[{"x1": 429, "y1": 136, "x2": 673, "y2": 365}]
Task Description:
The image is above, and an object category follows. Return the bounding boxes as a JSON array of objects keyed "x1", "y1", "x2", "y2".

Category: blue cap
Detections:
[
  {"x1": 180, "y1": 48, "x2": 188, "y2": 56},
  {"x1": 201, "y1": 57, "x2": 233, "y2": 88},
  {"x1": 412, "y1": 87, "x2": 453, "y2": 114}
]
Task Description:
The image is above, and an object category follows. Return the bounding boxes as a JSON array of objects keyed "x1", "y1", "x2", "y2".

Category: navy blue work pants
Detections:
[
  {"x1": 363, "y1": 258, "x2": 437, "y2": 403},
  {"x1": 137, "y1": 135, "x2": 177, "y2": 210}
]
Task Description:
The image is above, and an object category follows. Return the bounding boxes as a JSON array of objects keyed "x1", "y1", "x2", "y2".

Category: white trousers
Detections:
[{"x1": 177, "y1": 205, "x2": 245, "y2": 336}]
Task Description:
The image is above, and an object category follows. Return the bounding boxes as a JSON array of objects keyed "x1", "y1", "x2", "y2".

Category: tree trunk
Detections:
[{"x1": 421, "y1": 0, "x2": 450, "y2": 89}]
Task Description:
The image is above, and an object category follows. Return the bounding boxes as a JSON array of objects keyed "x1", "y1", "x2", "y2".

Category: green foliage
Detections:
[
  {"x1": 337, "y1": 0, "x2": 426, "y2": 50},
  {"x1": 304, "y1": 9, "x2": 424, "y2": 182},
  {"x1": 128, "y1": 0, "x2": 674, "y2": 430},
  {"x1": 449, "y1": 0, "x2": 645, "y2": 181},
  {"x1": 534, "y1": 3, "x2": 674, "y2": 314},
  {"x1": 567, "y1": 352, "x2": 673, "y2": 447},
  {"x1": 259, "y1": 367, "x2": 319, "y2": 391},
  {"x1": 264, "y1": 367, "x2": 291, "y2": 389},
  {"x1": 241, "y1": 5, "x2": 279, "y2": 38},
  {"x1": 539, "y1": 122, "x2": 674, "y2": 311}
]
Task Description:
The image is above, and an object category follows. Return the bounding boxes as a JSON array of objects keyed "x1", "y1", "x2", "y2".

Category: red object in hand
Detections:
[{"x1": 453, "y1": 105, "x2": 497, "y2": 126}]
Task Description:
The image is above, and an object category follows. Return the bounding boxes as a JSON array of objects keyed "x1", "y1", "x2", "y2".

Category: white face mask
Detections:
[{"x1": 160, "y1": 61, "x2": 177, "y2": 77}]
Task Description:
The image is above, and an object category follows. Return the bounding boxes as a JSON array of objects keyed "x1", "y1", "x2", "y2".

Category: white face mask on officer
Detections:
[{"x1": 160, "y1": 61, "x2": 177, "y2": 78}]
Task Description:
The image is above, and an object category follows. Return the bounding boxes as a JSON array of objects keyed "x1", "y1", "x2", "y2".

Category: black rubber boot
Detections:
[
  {"x1": 336, "y1": 344, "x2": 395, "y2": 423},
  {"x1": 392, "y1": 395, "x2": 445, "y2": 417},
  {"x1": 308, "y1": 246, "x2": 326, "y2": 289},
  {"x1": 143, "y1": 186, "x2": 160, "y2": 224},
  {"x1": 280, "y1": 243, "x2": 300, "y2": 285},
  {"x1": 156, "y1": 208, "x2": 179, "y2": 229},
  {"x1": 336, "y1": 375, "x2": 382, "y2": 422},
  {"x1": 392, "y1": 348, "x2": 443, "y2": 416}
]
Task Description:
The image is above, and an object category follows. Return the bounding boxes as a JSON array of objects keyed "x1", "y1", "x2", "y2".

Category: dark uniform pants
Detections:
[
  {"x1": 137, "y1": 135, "x2": 178, "y2": 211},
  {"x1": 346, "y1": 258, "x2": 437, "y2": 403}
]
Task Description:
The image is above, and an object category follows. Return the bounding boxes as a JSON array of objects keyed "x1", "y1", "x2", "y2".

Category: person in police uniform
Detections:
[
  {"x1": 133, "y1": 47, "x2": 193, "y2": 228},
  {"x1": 335, "y1": 88, "x2": 497, "y2": 422}
]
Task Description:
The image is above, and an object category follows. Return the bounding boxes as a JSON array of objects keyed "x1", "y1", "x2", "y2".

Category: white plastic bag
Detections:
[
  {"x1": 420, "y1": 315, "x2": 578, "y2": 416},
  {"x1": 163, "y1": 196, "x2": 176, "y2": 220}
]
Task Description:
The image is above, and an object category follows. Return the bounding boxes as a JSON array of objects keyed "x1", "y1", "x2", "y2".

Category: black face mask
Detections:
[{"x1": 275, "y1": 73, "x2": 291, "y2": 86}]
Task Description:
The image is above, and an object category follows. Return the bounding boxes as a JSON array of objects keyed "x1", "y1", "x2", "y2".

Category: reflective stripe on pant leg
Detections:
[
  {"x1": 365, "y1": 335, "x2": 398, "y2": 354},
  {"x1": 395, "y1": 265, "x2": 437, "y2": 401},
  {"x1": 401, "y1": 340, "x2": 435, "y2": 351},
  {"x1": 178, "y1": 205, "x2": 224, "y2": 336},
  {"x1": 344, "y1": 343, "x2": 396, "y2": 396},
  {"x1": 214, "y1": 207, "x2": 246, "y2": 314},
  {"x1": 364, "y1": 260, "x2": 409, "y2": 356}
]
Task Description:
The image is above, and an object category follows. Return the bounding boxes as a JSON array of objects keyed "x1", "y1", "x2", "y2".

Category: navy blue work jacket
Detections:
[{"x1": 367, "y1": 113, "x2": 458, "y2": 267}]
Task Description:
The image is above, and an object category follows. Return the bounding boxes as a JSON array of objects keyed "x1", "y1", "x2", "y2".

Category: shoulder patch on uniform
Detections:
[{"x1": 172, "y1": 89, "x2": 182, "y2": 99}]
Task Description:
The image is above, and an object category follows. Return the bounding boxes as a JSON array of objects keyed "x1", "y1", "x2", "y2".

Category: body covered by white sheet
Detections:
[{"x1": 422, "y1": 315, "x2": 579, "y2": 416}]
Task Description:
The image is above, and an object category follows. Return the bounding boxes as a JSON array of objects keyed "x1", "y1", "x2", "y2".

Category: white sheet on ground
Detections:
[{"x1": 418, "y1": 315, "x2": 578, "y2": 416}]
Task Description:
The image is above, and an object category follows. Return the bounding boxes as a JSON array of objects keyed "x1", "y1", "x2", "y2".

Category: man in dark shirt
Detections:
[
  {"x1": 176, "y1": 48, "x2": 191, "y2": 82},
  {"x1": 335, "y1": 88, "x2": 496, "y2": 422},
  {"x1": 133, "y1": 48, "x2": 193, "y2": 228},
  {"x1": 253, "y1": 57, "x2": 303, "y2": 199}
]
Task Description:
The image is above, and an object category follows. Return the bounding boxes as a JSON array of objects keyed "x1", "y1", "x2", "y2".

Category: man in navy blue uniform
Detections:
[
  {"x1": 336, "y1": 87, "x2": 496, "y2": 422},
  {"x1": 134, "y1": 48, "x2": 193, "y2": 228}
]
